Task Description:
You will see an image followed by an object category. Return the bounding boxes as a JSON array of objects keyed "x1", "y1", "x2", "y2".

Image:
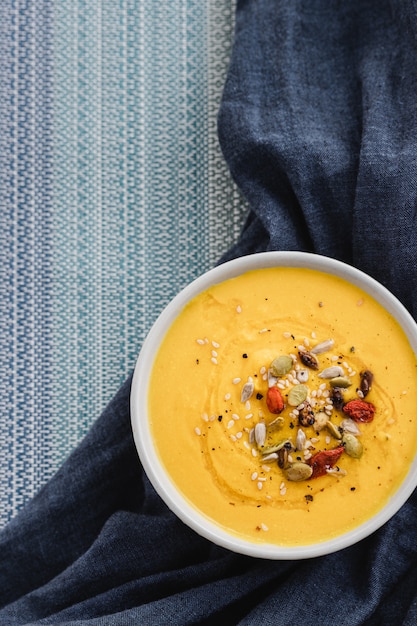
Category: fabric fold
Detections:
[{"x1": 2, "y1": 0, "x2": 417, "y2": 623}]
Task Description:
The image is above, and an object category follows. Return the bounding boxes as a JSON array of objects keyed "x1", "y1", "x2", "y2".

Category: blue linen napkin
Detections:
[{"x1": 2, "y1": 0, "x2": 417, "y2": 624}]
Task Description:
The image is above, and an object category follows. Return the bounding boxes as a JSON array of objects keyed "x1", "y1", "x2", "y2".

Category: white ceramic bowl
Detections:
[{"x1": 130, "y1": 251, "x2": 417, "y2": 559}]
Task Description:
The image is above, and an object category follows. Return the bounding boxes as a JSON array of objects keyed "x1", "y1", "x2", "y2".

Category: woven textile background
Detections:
[{"x1": 0, "y1": 0, "x2": 247, "y2": 528}]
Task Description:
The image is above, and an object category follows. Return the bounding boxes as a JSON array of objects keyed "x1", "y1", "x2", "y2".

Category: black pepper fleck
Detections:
[
  {"x1": 242, "y1": 353, "x2": 248, "y2": 359},
  {"x1": 305, "y1": 494, "x2": 314, "y2": 502},
  {"x1": 256, "y1": 392, "x2": 264, "y2": 400},
  {"x1": 218, "y1": 416, "x2": 223, "y2": 422}
]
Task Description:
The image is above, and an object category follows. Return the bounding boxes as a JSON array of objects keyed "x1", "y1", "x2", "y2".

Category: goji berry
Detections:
[
  {"x1": 343, "y1": 399, "x2": 375, "y2": 423},
  {"x1": 266, "y1": 386, "x2": 284, "y2": 414},
  {"x1": 307, "y1": 446, "x2": 345, "y2": 478}
]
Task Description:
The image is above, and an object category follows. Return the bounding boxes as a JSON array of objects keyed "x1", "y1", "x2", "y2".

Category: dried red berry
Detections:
[
  {"x1": 343, "y1": 399, "x2": 375, "y2": 423},
  {"x1": 307, "y1": 446, "x2": 345, "y2": 478},
  {"x1": 266, "y1": 386, "x2": 285, "y2": 414}
]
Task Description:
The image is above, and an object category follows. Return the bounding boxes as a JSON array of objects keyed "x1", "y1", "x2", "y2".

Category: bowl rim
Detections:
[{"x1": 130, "y1": 251, "x2": 417, "y2": 559}]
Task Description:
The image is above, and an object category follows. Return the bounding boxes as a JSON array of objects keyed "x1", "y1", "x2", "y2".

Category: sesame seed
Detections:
[
  {"x1": 260, "y1": 366, "x2": 266, "y2": 375},
  {"x1": 227, "y1": 420, "x2": 235, "y2": 429},
  {"x1": 201, "y1": 413, "x2": 209, "y2": 422},
  {"x1": 245, "y1": 413, "x2": 253, "y2": 420},
  {"x1": 211, "y1": 357, "x2": 218, "y2": 365},
  {"x1": 251, "y1": 448, "x2": 258, "y2": 457},
  {"x1": 232, "y1": 377, "x2": 241, "y2": 385},
  {"x1": 230, "y1": 435, "x2": 237, "y2": 442},
  {"x1": 245, "y1": 400, "x2": 251, "y2": 411},
  {"x1": 224, "y1": 393, "x2": 231, "y2": 401},
  {"x1": 232, "y1": 413, "x2": 240, "y2": 420},
  {"x1": 236, "y1": 305, "x2": 242, "y2": 313},
  {"x1": 261, "y1": 523, "x2": 268, "y2": 531},
  {"x1": 283, "y1": 332, "x2": 291, "y2": 338},
  {"x1": 211, "y1": 350, "x2": 218, "y2": 358},
  {"x1": 236, "y1": 432, "x2": 243, "y2": 439},
  {"x1": 331, "y1": 355, "x2": 338, "y2": 361},
  {"x1": 209, "y1": 414, "x2": 216, "y2": 422},
  {"x1": 261, "y1": 464, "x2": 271, "y2": 472},
  {"x1": 257, "y1": 482, "x2": 263, "y2": 490},
  {"x1": 259, "y1": 328, "x2": 269, "y2": 334},
  {"x1": 311, "y1": 331, "x2": 317, "y2": 338},
  {"x1": 244, "y1": 441, "x2": 251, "y2": 449},
  {"x1": 280, "y1": 487, "x2": 287, "y2": 496},
  {"x1": 196, "y1": 339, "x2": 205, "y2": 345},
  {"x1": 251, "y1": 472, "x2": 258, "y2": 480},
  {"x1": 194, "y1": 427, "x2": 201, "y2": 436},
  {"x1": 212, "y1": 341, "x2": 220, "y2": 348},
  {"x1": 258, "y1": 476, "x2": 267, "y2": 482}
]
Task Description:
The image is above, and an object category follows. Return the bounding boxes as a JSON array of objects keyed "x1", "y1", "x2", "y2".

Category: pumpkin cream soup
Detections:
[{"x1": 148, "y1": 267, "x2": 417, "y2": 547}]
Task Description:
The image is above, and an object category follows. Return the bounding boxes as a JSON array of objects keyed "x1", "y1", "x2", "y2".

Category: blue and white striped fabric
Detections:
[{"x1": 0, "y1": 0, "x2": 247, "y2": 527}]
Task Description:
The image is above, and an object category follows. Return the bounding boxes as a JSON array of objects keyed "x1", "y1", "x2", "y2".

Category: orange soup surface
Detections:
[{"x1": 148, "y1": 267, "x2": 417, "y2": 547}]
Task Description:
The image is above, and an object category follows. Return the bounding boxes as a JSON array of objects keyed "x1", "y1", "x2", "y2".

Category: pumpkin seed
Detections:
[
  {"x1": 326, "y1": 421, "x2": 343, "y2": 439},
  {"x1": 270, "y1": 355, "x2": 293, "y2": 377},
  {"x1": 288, "y1": 384, "x2": 309, "y2": 406},
  {"x1": 267, "y1": 416, "x2": 284, "y2": 431},
  {"x1": 261, "y1": 439, "x2": 292, "y2": 456},
  {"x1": 286, "y1": 462, "x2": 313, "y2": 482},
  {"x1": 342, "y1": 433, "x2": 363, "y2": 458},
  {"x1": 329, "y1": 376, "x2": 352, "y2": 388}
]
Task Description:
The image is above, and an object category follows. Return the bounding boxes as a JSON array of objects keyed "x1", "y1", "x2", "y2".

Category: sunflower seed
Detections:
[
  {"x1": 311, "y1": 338, "x2": 335, "y2": 354},
  {"x1": 241, "y1": 381, "x2": 255, "y2": 403},
  {"x1": 318, "y1": 365, "x2": 344, "y2": 379}
]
